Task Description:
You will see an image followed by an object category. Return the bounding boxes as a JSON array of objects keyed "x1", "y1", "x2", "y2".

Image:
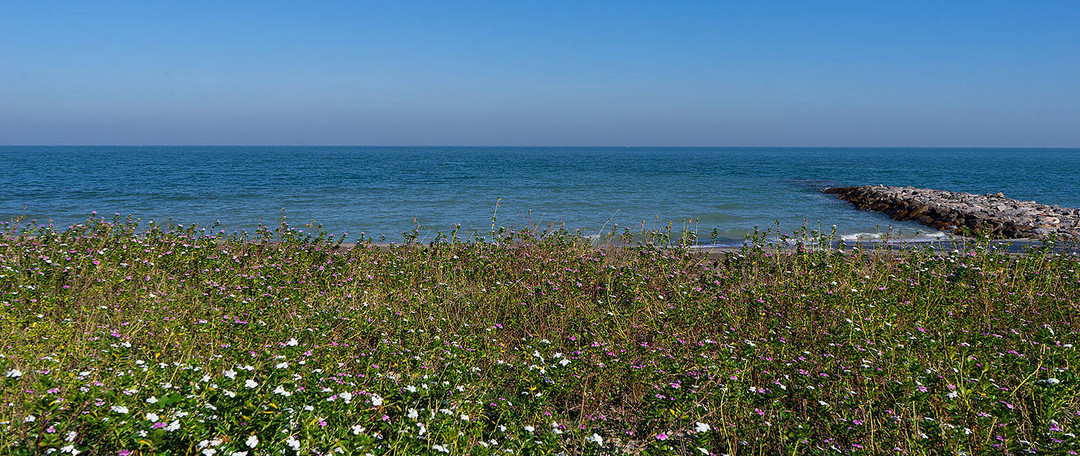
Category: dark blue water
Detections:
[{"x1": 2, "y1": 146, "x2": 1077, "y2": 243}]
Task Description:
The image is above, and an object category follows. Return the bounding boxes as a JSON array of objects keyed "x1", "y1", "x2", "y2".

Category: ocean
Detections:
[{"x1": 2, "y1": 146, "x2": 1078, "y2": 245}]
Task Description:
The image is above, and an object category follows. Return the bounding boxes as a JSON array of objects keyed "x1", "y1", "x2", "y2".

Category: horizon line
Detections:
[{"x1": 3, "y1": 144, "x2": 1079, "y2": 150}]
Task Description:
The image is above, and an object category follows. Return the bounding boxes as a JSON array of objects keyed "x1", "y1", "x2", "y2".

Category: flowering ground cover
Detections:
[{"x1": 1, "y1": 216, "x2": 1078, "y2": 455}]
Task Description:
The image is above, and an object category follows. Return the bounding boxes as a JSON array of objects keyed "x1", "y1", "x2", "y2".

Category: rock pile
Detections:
[{"x1": 824, "y1": 185, "x2": 1080, "y2": 240}]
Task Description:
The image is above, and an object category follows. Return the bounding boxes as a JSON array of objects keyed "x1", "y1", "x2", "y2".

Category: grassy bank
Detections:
[{"x1": 1, "y1": 217, "x2": 1078, "y2": 455}]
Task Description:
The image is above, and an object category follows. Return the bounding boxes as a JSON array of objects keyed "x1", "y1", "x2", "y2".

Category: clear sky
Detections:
[{"x1": 2, "y1": 1, "x2": 1078, "y2": 147}]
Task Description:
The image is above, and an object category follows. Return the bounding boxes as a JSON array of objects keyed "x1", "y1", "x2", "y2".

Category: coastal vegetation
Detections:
[{"x1": 1, "y1": 215, "x2": 1078, "y2": 455}]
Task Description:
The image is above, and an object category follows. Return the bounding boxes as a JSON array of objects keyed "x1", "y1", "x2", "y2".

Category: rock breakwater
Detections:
[{"x1": 824, "y1": 185, "x2": 1080, "y2": 240}]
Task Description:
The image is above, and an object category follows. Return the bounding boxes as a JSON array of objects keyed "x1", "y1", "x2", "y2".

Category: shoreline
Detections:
[{"x1": 326, "y1": 236, "x2": 1079, "y2": 259}]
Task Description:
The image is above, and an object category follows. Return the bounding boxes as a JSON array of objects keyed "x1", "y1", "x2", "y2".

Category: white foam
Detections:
[
  {"x1": 839, "y1": 230, "x2": 957, "y2": 244},
  {"x1": 841, "y1": 232, "x2": 882, "y2": 242}
]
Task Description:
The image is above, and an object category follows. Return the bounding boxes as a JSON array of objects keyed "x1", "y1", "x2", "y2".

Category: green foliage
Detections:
[{"x1": 0, "y1": 216, "x2": 1078, "y2": 454}]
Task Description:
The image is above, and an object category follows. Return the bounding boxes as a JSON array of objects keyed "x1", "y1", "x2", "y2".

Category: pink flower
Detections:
[{"x1": 655, "y1": 433, "x2": 668, "y2": 441}]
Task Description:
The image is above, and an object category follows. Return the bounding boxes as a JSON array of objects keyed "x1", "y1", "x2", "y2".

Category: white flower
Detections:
[
  {"x1": 275, "y1": 362, "x2": 289, "y2": 369},
  {"x1": 165, "y1": 420, "x2": 181, "y2": 432},
  {"x1": 244, "y1": 379, "x2": 258, "y2": 389},
  {"x1": 25, "y1": 415, "x2": 36, "y2": 423},
  {"x1": 698, "y1": 448, "x2": 709, "y2": 455},
  {"x1": 146, "y1": 396, "x2": 158, "y2": 404},
  {"x1": 352, "y1": 425, "x2": 365, "y2": 435},
  {"x1": 246, "y1": 435, "x2": 259, "y2": 448},
  {"x1": 201, "y1": 449, "x2": 216, "y2": 456},
  {"x1": 146, "y1": 412, "x2": 159, "y2": 422},
  {"x1": 286, "y1": 338, "x2": 298, "y2": 346},
  {"x1": 407, "y1": 409, "x2": 418, "y2": 420},
  {"x1": 432, "y1": 444, "x2": 450, "y2": 453},
  {"x1": 231, "y1": 452, "x2": 248, "y2": 456},
  {"x1": 285, "y1": 435, "x2": 300, "y2": 451},
  {"x1": 60, "y1": 444, "x2": 80, "y2": 454},
  {"x1": 273, "y1": 385, "x2": 292, "y2": 397},
  {"x1": 695, "y1": 422, "x2": 711, "y2": 433},
  {"x1": 65, "y1": 431, "x2": 78, "y2": 442},
  {"x1": 370, "y1": 394, "x2": 383, "y2": 406},
  {"x1": 1047, "y1": 378, "x2": 1061, "y2": 385},
  {"x1": 405, "y1": 385, "x2": 417, "y2": 393},
  {"x1": 588, "y1": 433, "x2": 603, "y2": 446},
  {"x1": 524, "y1": 425, "x2": 534, "y2": 433},
  {"x1": 460, "y1": 414, "x2": 470, "y2": 422},
  {"x1": 559, "y1": 359, "x2": 570, "y2": 366},
  {"x1": 946, "y1": 391, "x2": 958, "y2": 399},
  {"x1": 5, "y1": 369, "x2": 22, "y2": 378},
  {"x1": 339, "y1": 391, "x2": 352, "y2": 403},
  {"x1": 223, "y1": 369, "x2": 236, "y2": 379},
  {"x1": 110, "y1": 405, "x2": 129, "y2": 414},
  {"x1": 224, "y1": 390, "x2": 236, "y2": 398}
]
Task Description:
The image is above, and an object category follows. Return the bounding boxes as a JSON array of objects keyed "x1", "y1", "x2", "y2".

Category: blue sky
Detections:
[{"x1": 1, "y1": 1, "x2": 1078, "y2": 146}]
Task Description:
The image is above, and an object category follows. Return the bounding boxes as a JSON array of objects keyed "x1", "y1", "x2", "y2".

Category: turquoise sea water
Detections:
[{"x1": 2, "y1": 146, "x2": 1078, "y2": 244}]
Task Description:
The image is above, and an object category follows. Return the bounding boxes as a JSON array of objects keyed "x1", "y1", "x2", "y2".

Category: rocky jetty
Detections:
[{"x1": 824, "y1": 185, "x2": 1080, "y2": 240}]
